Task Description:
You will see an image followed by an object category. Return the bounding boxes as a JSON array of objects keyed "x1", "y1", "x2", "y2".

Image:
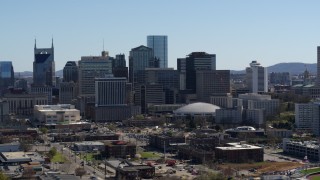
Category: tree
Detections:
[
  {"x1": 39, "y1": 127, "x2": 48, "y2": 134},
  {"x1": 0, "y1": 171, "x2": 9, "y2": 180},
  {"x1": 19, "y1": 139, "x2": 32, "y2": 152},
  {"x1": 75, "y1": 167, "x2": 87, "y2": 179},
  {"x1": 48, "y1": 147, "x2": 57, "y2": 159}
]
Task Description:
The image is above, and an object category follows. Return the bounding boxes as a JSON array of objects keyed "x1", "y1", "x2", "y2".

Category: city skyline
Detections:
[{"x1": 1, "y1": 1, "x2": 320, "y2": 72}]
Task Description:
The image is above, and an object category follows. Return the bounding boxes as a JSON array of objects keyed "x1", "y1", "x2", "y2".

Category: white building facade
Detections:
[
  {"x1": 246, "y1": 61, "x2": 268, "y2": 93},
  {"x1": 34, "y1": 104, "x2": 81, "y2": 125}
]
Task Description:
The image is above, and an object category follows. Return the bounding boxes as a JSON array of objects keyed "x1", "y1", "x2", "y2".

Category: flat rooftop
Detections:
[
  {"x1": 216, "y1": 142, "x2": 262, "y2": 150},
  {"x1": 74, "y1": 141, "x2": 104, "y2": 146},
  {"x1": 0, "y1": 151, "x2": 44, "y2": 162}
]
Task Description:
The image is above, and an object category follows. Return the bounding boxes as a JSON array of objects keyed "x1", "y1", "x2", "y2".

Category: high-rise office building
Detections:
[
  {"x1": 196, "y1": 70, "x2": 230, "y2": 103},
  {"x1": 178, "y1": 52, "x2": 216, "y2": 93},
  {"x1": 95, "y1": 76, "x2": 127, "y2": 106},
  {"x1": 245, "y1": 61, "x2": 268, "y2": 93},
  {"x1": 78, "y1": 51, "x2": 112, "y2": 97},
  {"x1": 129, "y1": 45, "x2": 154, "y2": 84},
  {"x1": 112, "y1": 54, "x2": 128, "y2": 79},
  {"x1": 134, "y1": 83, "x2": 165, "y2": 114},
  {"x1": 177, "y1": 58, "x2": 186, "y2": 90},
  {"x1": 317, "y1": 46, "x2": 320, "y2": 86},
  {"x1": 0, "y1": 61, "x2": 14, "y2": 93},
  {"x1": 147, "y1": 35, "x2": 168, "y2": 68},
  {"x1": 33, "y1": 39, "x2": 55, "y2": 86},
  {"x1": 63, "y1": 61, "x2": 78, "y2": 83},
  {"x1": 143, "y1": 68, "x2": 179, "y2": 104}
]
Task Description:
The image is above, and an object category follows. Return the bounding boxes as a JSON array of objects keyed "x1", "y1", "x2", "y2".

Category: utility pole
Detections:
[{"x1": 164, "y1": 141, "x2": 166, "y2": 160}]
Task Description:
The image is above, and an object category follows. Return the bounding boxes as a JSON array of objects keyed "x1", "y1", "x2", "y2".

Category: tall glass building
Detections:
[
  {"x1": 147, "y1": 35, "x2": 168, "y2": 68},
  {"x1": 0, "y1": 61, "x2": 14, "y2": 90},
  {"x1": 33, "y1": 40, "x2": 55, "y2": 86}
]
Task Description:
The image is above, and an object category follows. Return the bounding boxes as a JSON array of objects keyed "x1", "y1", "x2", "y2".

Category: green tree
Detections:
[
  {"x1": 48, "y1": 147, "x2": 57, "y2": 159},
  {"x1": 39, "y1": 127, "x2": 48, "y2": 134},
  {"x1": 0, "y1": 171, "x2": 9, "y2": 180},
  {"x1": 75, "y1": 167, "x2": 87, "y2": 179}
]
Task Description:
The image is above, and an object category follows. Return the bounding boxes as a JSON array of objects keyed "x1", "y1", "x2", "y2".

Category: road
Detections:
[
  {"x1": 51, "y1": 142, "x2": 107, "y2": 179},
  {"x1": 38, "y1": 134, "x2": 108, "y2": 180}
]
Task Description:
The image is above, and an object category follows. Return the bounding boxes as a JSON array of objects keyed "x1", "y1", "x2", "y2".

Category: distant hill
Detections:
[
  {"x1": 231, "y1": 62, "x2": 316, "y2": 75},
  {"x1": 268, "y1": 62, "x2": 316, "y2": 74}
]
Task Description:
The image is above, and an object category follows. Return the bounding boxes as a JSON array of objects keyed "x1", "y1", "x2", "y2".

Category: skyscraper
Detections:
[
  {"x1": 78, "y1": 51, "x2": 112, "y2": 97},
  {"x1": 147, "y1": 35, "x2": 168, "y2": 68},
  {"x1": 245, "y1": 61, "x2": 268, "y2": 93},
  {"x1": 196, "y1": 70, "x2": 230, "y2": 103},
  {"x1": 112, "y1": 54, "x2": 128, "y2": 79},
  {"x1": 0, "y1": 61, "x2": 14, "y2": 91},
  {"x1": 129, "y1": 45, "x2": 154, "y2": 84},
  {"x1": 178, "y1": 52, "x2": 216, "y2": 93},
  {"x1": 95, "y1": 76, "x2": 127, "y2": 106},
  {"x1": 317, "y1": 46, "x2": 320, "y2": 86},
  {"x1": 63, "y1": 61, "x2": 78, "y2": 83},
  {"x1": 33, "y1": 39, "x2": 55, "y2": 86}
]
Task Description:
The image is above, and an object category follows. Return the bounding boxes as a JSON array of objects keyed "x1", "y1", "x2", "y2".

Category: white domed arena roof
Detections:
[{"x1": 174, "y1": 102, "x2": 220, "y2": 116}]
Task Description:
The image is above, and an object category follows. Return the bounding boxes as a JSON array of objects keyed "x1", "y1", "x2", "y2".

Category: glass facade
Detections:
[
  {"x1": 0, "y1": 61, "x2": 14, "y2": 91},
  {"x1": 147, "y1": 36, "x2": 168, "y2": 68}
]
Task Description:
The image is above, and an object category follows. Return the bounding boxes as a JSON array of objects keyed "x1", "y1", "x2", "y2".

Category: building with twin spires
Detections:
[{"x1": 33, "y1": 39, "x2": 55, "y2": 87}]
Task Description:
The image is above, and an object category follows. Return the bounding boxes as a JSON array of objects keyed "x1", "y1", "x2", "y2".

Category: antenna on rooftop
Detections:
[{"x1": 103, "y1": 39, "x2": 105, "y2": 51}]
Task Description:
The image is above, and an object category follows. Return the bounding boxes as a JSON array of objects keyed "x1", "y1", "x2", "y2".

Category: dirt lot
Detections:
[{"x1": 217, "y1": 161, "x2": 304, "y2": 175}]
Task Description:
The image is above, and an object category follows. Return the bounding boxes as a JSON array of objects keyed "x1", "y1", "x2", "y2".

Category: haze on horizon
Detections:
[{"x1": 1, "y1": 0, "x2": 320, "y2": 72}]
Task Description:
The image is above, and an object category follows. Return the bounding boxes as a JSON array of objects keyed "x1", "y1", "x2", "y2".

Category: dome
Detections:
[{"x1": 173, "y1": 102, "x2": 220, "y2": 116}]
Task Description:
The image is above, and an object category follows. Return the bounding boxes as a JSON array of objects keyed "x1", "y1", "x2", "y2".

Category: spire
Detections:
[
  {"x1": 51, "y1": 37, "x2": 54, "y2": 48},
  {"x1": 103, "y1": 39, "x2": 105, "y2": 51},
  {"x1": 34, "y1": 38, "x2": 37, "y2": 49}
]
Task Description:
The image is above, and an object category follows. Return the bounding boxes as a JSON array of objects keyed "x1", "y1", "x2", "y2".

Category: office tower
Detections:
[
  {"x1": 143, "y1": 68, "x2": 180, "y2": 104},
  {"x1": 134, "y1": 84, "x2": 165, "y2": 114},
  {"x1": 95, "y1": 76, "x2": 127, "y2": 106},
  {"x1": 147, "y1": 35, "x2": 168, "y2": 68},
  {"x1": 177, "y1": 58, "x2": 186, "y2": 90},
  {"x1": 178, "y1": 52, "x2": 216, "y2": 93},
  {"x1": 112, "y1": 54, "x2": 128, "y2": 79},
  {"x1": 245, "y1": 61, "x2": 268, "y2": 93},
  {"x1": 33, "y1": 39, "x2": 55, "y2": 86},
  {"x1": 59, "y1": 82, "x2": 78, "y2": 104},
  {"x1": 0, "y1": 61, "x2": 14, "y2": 93},
  {"x1": 63, "y1": 61, "x2": 78, "y2": 83},
  {"x1": 94, "y1": 76, "x2": 140, "y2": 122},
  {"x1": 196, "y1": 70, "x2": 230, "y2": 103},
  {"x1": 318, "y1": 46, "x2": 320, "y2": 86},
  {"x1": 269, "y1": 72, "x2": 291, "y2": 85},
  {"x1": 78, "y1": 51, "x2": 112, "y2": 97},
  {"x1": 129, "y1": 45, "x2": 154, "y2": 84}
]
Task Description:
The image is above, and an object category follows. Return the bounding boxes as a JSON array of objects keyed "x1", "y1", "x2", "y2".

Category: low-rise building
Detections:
[
  {"x1": 215, "y1": 142, "x2": 263, "y2": 163},
  {"x1": 224, "y1": 126, "x2": 265, "y2": 138},
  {"x1": 283, "y1": 138, "x2": 320, "y2": 161},
  {"x1": 116, "y1": 165, "x2": 155, "y2": 180},
  {"x1": 104, "y1": 141, "x2": 136, "y2": 159},
  {"x1": 73, "y1": 141, "x2": 105, "y2": 152},
  {"x1": 34, "y1": 104, "x2": 81, "y2": 125},
  {"x1": 53, "y1": 133, "x2": 119, "y2": 142},
  {"x1": 0, "y1": 142, "x2": 20, "y2": 152},
  {"x1": 149, "y1": 133, "x2": 186, "y2": 150},
  {"x1": 266, "y1": 128, "x2": 292, "y2": 139},
  {"x1": 0, "y1": 152, "x2": 45, "y2": 165}
]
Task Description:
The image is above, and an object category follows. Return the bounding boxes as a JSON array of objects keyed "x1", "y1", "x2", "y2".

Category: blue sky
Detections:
[{"x1": 1, "y1": 0, "x2": 320, "y2": 72}]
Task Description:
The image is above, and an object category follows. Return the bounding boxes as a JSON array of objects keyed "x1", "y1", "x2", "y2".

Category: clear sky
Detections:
[{"x1": 1, "y1": 0, "x2": 320, "y2": 72}]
